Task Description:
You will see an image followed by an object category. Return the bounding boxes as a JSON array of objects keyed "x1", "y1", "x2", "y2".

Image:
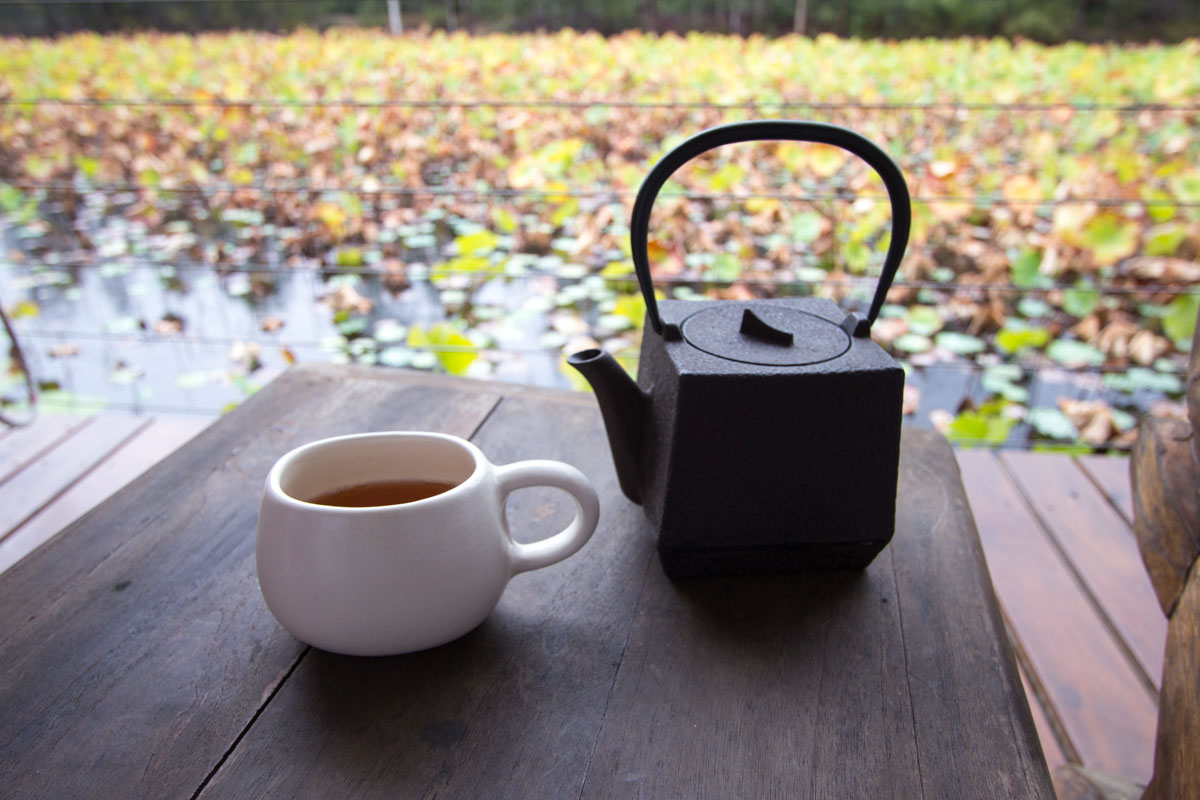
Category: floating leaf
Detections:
[
  {"x1": 1144, "y1": 224, "x2": 1187, "y2": 257},
  {"x1": 456, "y1": 229, "x2": 501, "y2": 257},
  {"x1": 893, "y1": 333, "x2": 933, "y2": 353},
  {"x1": 934, "y1": 331, "x2": 986, "y2": 355},
  {"x1": 1062, "y1": 283, "x2": 1100, "y2": 318},
  {"x1": 1010, "y1": 250, "x2": 1049, "y2": 289},
  {"x1": 409, "y1": 322, "x2": 477, "y2": 376},
  {"x1": 1026, "y1": 407, "x2": 1079, "y2": 440},
  {"x1": 1104, "y1": 367, "x2": 1184, "y2": 395},
  {"x1": 1163, "y1": 294, "x2": 1200, "y2": 346},
  {"x1": 792, "y1": 212, "x2": 824, "y2": 245},
  {"x1": 981, "y1": 365, "x2": 1029, "y2": 403},
  {"x1": 7, "y1": 299, "x2": 39, "y2": 319},
  {"x1": 945, "y1": 401, "x2": 1018, "y2": 447},
  {"x1": 1078, "y1": 213, "x2": 1139, "y2": 266},
  {"x1": 995, "y1": 322, "x2": 1049, "y2": 355},
  {"x1": 1047, "y1": 339, "x2": 1106, "y2": 367},
  {"x1": 1016, "y1": 298, "x2": 1051, "y2": 318},
  {"x1": 905, "y1": 305, "x2": 943, "y2": 336}
]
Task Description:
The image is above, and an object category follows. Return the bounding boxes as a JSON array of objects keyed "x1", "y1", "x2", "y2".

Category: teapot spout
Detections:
[{"x1": 567, "y1": 349, "x2": 647, "y2": 505}]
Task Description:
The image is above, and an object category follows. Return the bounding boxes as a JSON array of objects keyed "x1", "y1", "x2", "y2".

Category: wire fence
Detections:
[
  {"x1": 9, "y1": 182, "x2": 1198, "y2": 209},
  {"x1": 6, "y1": 96, "x2": 1200, "y2": 113}
]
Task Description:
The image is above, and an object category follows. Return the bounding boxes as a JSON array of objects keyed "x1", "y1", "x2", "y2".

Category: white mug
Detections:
[{"x1": 256, "y1": 431, "x2": 600, "y2": 656}]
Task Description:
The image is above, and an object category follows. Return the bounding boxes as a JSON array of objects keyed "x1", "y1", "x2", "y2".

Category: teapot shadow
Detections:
[{"x1": 663, "y1": 566, "x2": 874, "y2": 647}]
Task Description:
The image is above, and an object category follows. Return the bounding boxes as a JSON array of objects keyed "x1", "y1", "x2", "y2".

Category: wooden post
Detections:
[
  {"x1": 386, "y1": 0, "x2": 402, "y2": 34},
  {"x1": 794, "y1": 0, "x2": 807, "y2": 35},
  {"x1": 1058, "y1": 307, "x2": 1200, "y2": 799}
]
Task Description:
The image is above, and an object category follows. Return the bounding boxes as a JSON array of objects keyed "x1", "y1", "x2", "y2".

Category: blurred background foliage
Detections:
[{"x1": 4, "y1": 0, "x2": 1199, "y2": 43}]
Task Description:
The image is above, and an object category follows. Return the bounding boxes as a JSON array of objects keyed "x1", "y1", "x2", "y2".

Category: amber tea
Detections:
[{"x1": 306, "y1": 479, "x2": 457, "y2": 507}]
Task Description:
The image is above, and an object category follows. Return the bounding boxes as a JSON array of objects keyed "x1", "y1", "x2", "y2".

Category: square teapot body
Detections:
[{"x1": 636, "y1": 297, "x2": 904, "y2": 579}]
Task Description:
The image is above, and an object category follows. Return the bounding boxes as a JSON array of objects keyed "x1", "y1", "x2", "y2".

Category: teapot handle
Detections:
[{"x1": 630, "y1": 120, "x2": 911, "y2": 339}]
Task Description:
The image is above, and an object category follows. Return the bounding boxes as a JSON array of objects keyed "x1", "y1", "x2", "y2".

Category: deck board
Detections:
[
  {"x1": 0, "y1": 415, "x2": 214, "y2": 575},
  {"x1": 0, "y1": 415, "x2": 93, "y2": 484},
  {"x1": 1076, "y1": 455, "x2": 1136, "y2": 525},
  {"x1": 0, "y1": 415, "x2": 150, "y2": 537},
  {"x1": 1001, "y1": 451, "x2": 1165, "y2": 693},
  {"x1": 956, "y1": 449, "x2": 1157, "y2": 783}
]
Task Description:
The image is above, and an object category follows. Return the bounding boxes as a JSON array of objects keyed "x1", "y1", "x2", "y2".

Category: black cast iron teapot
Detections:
[{"x1": 568, "y1": 120, "x2": 911, "y2": 579}]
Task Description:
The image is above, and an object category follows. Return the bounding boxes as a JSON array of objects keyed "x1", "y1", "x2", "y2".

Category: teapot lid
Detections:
[{"x1": 681, "y1": 304, "x2": 849, "y2": 366}]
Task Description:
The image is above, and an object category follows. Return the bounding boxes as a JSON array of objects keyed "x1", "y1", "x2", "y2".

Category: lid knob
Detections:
[{"x1": 739, "y1": 308, "x2": 794, "y2": 346}]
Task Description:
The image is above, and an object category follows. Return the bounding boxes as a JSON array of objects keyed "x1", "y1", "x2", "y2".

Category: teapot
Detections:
[{"x1": 568, "y1": 120, "x2": 910, "y2": 579}]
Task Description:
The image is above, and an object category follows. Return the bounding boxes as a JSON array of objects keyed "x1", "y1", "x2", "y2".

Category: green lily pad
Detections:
[
  {"x1": 1047, "y1": 339, "x2": 1106, "y2": 367},
  {"x1": 1163, "y1": 294, "x2": 1199, "y2": 347},
  {"x1": 893, "y1": 333, "x2": 933, "y2": 353},
  {"x1": 1016, "y1": 298, "x2": 1052, "y2": 318},
  {"x1": 1079, "y1": 213, "x2": 1138, "y2": 266},
  {"x1": 1026, "y1": 407, "x2": 1078, "y2": 440},
  {"x1": 905, "y1": 305, "x2": 943, "y2": 336},
  {"x1": 1062, "y1": 283, "x2": 1100, "y2": 318},
  {"x1": 995, "y1": 322, "x2": 1049, "y2": 355},
  {"x1": 934, "y1": 331, "x2": 986, "y2": 355}
]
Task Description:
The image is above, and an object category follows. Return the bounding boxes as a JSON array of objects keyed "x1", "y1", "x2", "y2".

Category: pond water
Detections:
[{"x1": 0, "y1": 196, "x2": 1186, "y2": 451}]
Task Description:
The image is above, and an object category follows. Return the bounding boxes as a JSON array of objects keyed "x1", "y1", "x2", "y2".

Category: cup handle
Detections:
[{"x1": 496, "y1": 460, "x2": 600, "y2": 575}]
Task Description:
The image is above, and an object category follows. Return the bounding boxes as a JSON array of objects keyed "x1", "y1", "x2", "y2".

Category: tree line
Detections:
[{"x1": 2, "y1": 0, "x2": 1198, "y2": 43}]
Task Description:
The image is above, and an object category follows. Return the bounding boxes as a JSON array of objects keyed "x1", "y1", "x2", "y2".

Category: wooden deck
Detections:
[{"x1": 0, "y1": 409, "x2": 1164, "y2": 790}]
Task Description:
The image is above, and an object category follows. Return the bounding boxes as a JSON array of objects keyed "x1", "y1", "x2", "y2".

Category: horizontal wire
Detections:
[
  {"x1": 4, "y1": 96, "x2": 1199, "y2": 113},
  {"x1": 11, "y1": 327, "x2": 1188, "y2": 376},
  {"x1": 6, "y1": 181, "x2": 1196, "y2": 207},
  {"x1": 14, "y1": 258, "x2": 1200, "y2": 296}
]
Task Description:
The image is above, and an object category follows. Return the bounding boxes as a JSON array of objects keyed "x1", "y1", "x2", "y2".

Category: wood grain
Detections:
[
  {"x1": 1076, "y1": 455, "x2": 1135, "y2": 525},
  {"x1": 199, "y1": 387, "x2": 654, "y2": 799},
  {"x1": 580, "y1": 430, "x2": 1052, "y2": 799},
  {"x1": 1002, "y1": 450, "x2": 1166, "y2": 691},
  {"x1": 1143, "y1": 566, "x2": 1200, "y2": 800},
  {"x1": 0, "y1": 366, "x2": 1054, "y2": 799},
  {"x1": 1131, "y1": 417, "x2": 1200, "y2": 617},
  {"x1": 0, "y1": 366, "x2": 501, "y2": 798},
  {"x1": 956, "y1": 449, "x2": 1156, "y2": 783},
  {"x1": 0, "y1": 415, "x2": 214, "y2": 575}
]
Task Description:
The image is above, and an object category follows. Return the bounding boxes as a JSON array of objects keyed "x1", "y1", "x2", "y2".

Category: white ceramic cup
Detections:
[{"x1": 256, "y1": 431, "x2": 600, "y2": 656}]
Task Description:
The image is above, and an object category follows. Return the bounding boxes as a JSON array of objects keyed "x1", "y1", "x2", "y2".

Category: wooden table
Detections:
[{"x1": 0, "y1": 364, "x2": 1054, "y2": 799}]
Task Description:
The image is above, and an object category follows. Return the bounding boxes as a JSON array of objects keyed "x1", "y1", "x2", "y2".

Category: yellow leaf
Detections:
[
  {"x1": 808, "y1": 145, "x2": 846, "y2": 178},
  {"x1": 1002, "y1": 175, "x2": 1041, "y2": 203},
  {"x1": 8, "y1": 299, "x2": 39, "y2": 319}
]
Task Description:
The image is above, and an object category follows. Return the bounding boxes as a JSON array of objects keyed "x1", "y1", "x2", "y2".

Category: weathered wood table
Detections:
[{"x1": 0, "y1": 364, "x2": 1054, "y2": 799}]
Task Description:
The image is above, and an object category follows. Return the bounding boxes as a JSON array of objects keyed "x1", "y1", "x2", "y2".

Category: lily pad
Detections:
[
  {"x1": 1047, "y1": 339, "x2": 1106, "y2": 367},
  {"x1": 893, "y1": 333, "x2": 933, "y2": 353},
  {"x1": 1026, "y1": 407, "x2": 1078, "y2": 440},
  {"x1": 934, "y1": 331, "x2": 986, "y2": 355}
]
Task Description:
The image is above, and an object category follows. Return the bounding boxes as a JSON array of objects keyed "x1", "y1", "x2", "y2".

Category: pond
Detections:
[{"x1": 0, "y1": 190, "x2": 1190, "y2": 452}]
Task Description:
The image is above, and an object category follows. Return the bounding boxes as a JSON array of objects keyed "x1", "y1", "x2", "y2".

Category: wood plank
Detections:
[
  {"x1": 889, "y1": 432, "x2": 1053, "y2": 799},
  {"x1": 0, "y1": 414, "x2": 148, "y2": 537},
  {"x1": 580, "y1": 430, "x2": 1052, "y2": 799},
  {"x1": 956, "y1": 449, "x2": 1156, "y2": 783},
  {"x1": 0, "y1": 366, "x2": 502, "y2": 798},
  {"x1": 0, "y1": 414, "x2": 92, "y2": 484},
  {"x1": 199, "y1": 388, "x2": 656, "y2": 799},
  {"x1": 1018, "y1": 652, "x2": 1068, "y2": 772},
  {"x1": 1076, "y1": 454, "x2": 1135, "y2": 526},
  {"x1": 1002, "y1": 450, "x2": 1166, "y2": 692},
  {"x1": 0, "y1": 415, "x2": 215, "y2": 575}
]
